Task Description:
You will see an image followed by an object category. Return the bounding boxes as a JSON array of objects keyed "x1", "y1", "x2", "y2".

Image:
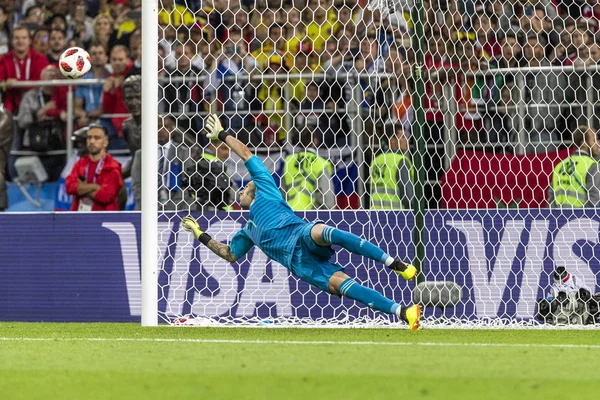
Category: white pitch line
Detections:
[{"x1": 1, "y1": 337, "x2": 600, "y2": 349}]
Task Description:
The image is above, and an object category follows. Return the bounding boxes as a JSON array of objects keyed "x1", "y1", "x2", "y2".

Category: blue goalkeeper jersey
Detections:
[{"x1": 230, "y1": 156, "x2": 307, "y2": 267}]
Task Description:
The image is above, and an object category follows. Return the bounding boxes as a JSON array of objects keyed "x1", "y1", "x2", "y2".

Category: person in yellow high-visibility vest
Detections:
[
  {"x1": 370, "y1": 127, "x2": 414, "y2": 210},
  {"x1": 282, "y1": 129, "x2": 336, "y2": 210},
  {"x1": 549, "y1": 125, "x2": 600, "y2": 208}
]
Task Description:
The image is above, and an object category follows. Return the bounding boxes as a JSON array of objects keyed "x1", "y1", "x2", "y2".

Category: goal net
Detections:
[{"x1": 153, "y1": 0, "x2": 600, "y2": 328}]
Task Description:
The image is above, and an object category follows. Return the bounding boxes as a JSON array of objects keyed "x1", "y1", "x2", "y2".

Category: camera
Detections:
[
  {"x1": 535, "y1": 266, "x2": 600, "y2": 325},
  {"x1": 181, "y1": 158, "x2": 232, "y2": 211}
]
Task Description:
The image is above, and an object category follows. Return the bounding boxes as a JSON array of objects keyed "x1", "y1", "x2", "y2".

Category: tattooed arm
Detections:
[
  {"x1": 181, "y1": 216, "x2": 248, "y2": 263},
  {"x1": 205, "y1": 239, "x2": 238, "y2": 262}
]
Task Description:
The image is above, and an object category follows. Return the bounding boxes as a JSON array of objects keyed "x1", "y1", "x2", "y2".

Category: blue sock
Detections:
[
  {"x1": 339, "y1": 278, "x2": 400, "y2": 316},
  {"x1": 322, "y1": 226, "x2": 390, "y2": 263}
]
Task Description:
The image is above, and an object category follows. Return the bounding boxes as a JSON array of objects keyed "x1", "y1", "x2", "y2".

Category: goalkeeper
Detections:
[{"x1": 182, "y1": 115, "x2": 422, "y2": 330}]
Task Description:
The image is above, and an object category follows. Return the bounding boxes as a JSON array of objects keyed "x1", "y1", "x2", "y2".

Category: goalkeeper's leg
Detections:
[
  {"x1": 328, "y1": 272, "x2": 421, "y2": 330},
  {"x1": 311, "y1": 223, "x2": 416, "y2": 280}
]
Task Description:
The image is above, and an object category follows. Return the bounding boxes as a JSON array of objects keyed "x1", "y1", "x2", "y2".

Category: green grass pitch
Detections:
[{"x1": 1, "y1": 323, "x2": 599, "y2": 399}]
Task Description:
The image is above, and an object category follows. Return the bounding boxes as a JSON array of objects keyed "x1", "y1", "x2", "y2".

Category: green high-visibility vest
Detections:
[
  {"x1": 370, "y1": 152, "x2": 413, "y2": 210},
  {"x1": 552, "y1": 155, "x2": 597, "y2": 207},
  {"x1": 283, "y1": 151, "x2": 333, "y2": 210}
]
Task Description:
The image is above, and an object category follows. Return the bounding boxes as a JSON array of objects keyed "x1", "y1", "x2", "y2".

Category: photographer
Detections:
[{"x1": 536, "y1": 266, "x2": 600, "y2": 325}]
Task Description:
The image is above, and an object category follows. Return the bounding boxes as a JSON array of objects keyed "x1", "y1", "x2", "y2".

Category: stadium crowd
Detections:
[{"x1": 0, "y1": 0, "x2": 599, "y2": 211}]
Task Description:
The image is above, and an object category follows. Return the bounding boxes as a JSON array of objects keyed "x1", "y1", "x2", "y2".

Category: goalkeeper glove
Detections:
[
  {"x1": 206, "y1": 114, "x2": 231, "y2": 142},
  {"x1": 206, "y1": 114, "x2": 223, "y2": 140},
  {"x1": 181, "y1": 216, "x2": 212, "y2": 245}
]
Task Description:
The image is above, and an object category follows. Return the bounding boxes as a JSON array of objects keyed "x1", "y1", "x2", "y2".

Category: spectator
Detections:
[
  {"x1": 101, "y1": 45, "x2": 132, "y2": 147},
  {"x1": 296, "y1": 81, "x2": 324, "y2": 131},
  {"x1": 22, "y1": 5, "x2": 44, "y2": 27},
  {"x1": 108, "y1": 4, "x2": 141, "y2": 50},
  {"x1": 0, "y1": 0, "x2": 17, "y2": 28},
  {"x1": 74, "y1": 43, "x2": 110, "y2": 129},
  {"x1": 158, "y1": 0, "x2": 196, "y2": 27},
  {"x1": 68, "y1": 1, "x2": 94, "y2": 46},
  {"x1": 304, "y1": 0, "x2": 337, "y2": 53},
  {"x1": 235, "y1": 4, "x2": 252, "y2": 44},
  {"x1": 423, "y1": 30, "x2": 451, "y2": 147},
  {"x1": 554, "y1": 0, "x2": 587, "y2": 18},
  {"x1": 321, "y1": 32, "x2": 352, "y2": 147},
  {"x1": 164, "y1": 42, "x2": 204, "y2": 136},
  {"x1": 334, "y1": 1, "x2": 358, "y2": 32},
  {"x1": 522, "y1": 5, "x2": 559, "y2": 55},
  {"x1": 0, "y1": 24, "x2": 49, "y2": 114},
  {"x1": 121, "y1": 75, "x2": 142, "y2": 178},
  {"x1": 370, "y1": 127, "x2": 414, "y2": 210},
  {"x1": 88, "y1": 14, "x2": 113, "y2": 51},
  {"x1": 552, "y1": 18, "x2": 577, "y2": 65},
  {"x1": 32, "y1": 28, "x2": 49, "y2": 55},
  {"x1": 158, "y1": 45, "x2": 168, "y2": 113},
  {"x1": 489, "y1": 83, "x2": 518, "y2": 148},
  {"x1": 282, "y1": 128, "x2": 336, "y2": 210},
  {"x1": 47, "y1": 14, "x2": 67, "y2": 33},
  {"x1": 0, "y1": 6, "x2": 10, "y2": 55},
  {"x1": 0, "y1": 103, "x2": 11, "y2": 211},
  {"x1": 494, "y1": 30, "x2": 524, "y2": 71},
  {"x1": 47, "y1": 29, "x2": 67, "y2": 64},
  {"x1": 250, "y1": 2, "x2": 276, "y2": 46},
  {"x1": 391, "y1": 77, "x2": 414, "y2": 135},
  {"x1": 522, "y1": 34, "x2": 565, "y2": 153},
  {"x1": 210, "y1": 0, "x2": 243, "y2": 42},
  {"x1": 583, "y1": 0, "x2": 600, "y2": 33},
  {"x1": 290, "y1": 42, "x2": 321, "y2": 106},
  {"x1": 126, "y1": 30, "x2": 142, "y2": 77},
  {"x1": 65, "y1": 124, "x2": 123, "y2": 211},
  {"x1": 158, "y1": 16, "x2": 178, "y2": 57},
  {"x1": 186, "y1": 23, "x2": 211, "y2": 70},
  {"x1": 47, "y1": 0, "x2": 69, "y2": 19},
  {"x1": 565, "y1": 22, "x2": 594, "y2": 66},
  {"x1": 209, "y1": 29, "x2": 251, "y2": 132},
  {"x1": 562, "y1": 22, "x2": 596, "y2": 132},
  {"x1": 472, "y1": 12, "x2": 501, "y2": 58},
  {"x1": 251, "y1": 55, "x2": 287, "y2": 144},
  {"x1": 549, "y1": 126, "x2": 600, "y2": 208},
  {"x1": 452, "y1": 36, "x2": 491, "y2": 146},
  {"x1": 131, "y1": 116, "x2": 200, "y2": 211},
  {"x1": 355, "y1": 29, "x2": 382, "y2": 74},
  {"x1": 250, "y1": 23, "x2": 287, "y2": 71},
  {"x1": 15, "y1": 65, "x2": 67, "y2": 181}
]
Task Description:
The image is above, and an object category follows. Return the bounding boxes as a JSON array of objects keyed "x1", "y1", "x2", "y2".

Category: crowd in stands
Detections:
[{"x1": 0, "y1": 0, "x2": 599, "y2": 211}]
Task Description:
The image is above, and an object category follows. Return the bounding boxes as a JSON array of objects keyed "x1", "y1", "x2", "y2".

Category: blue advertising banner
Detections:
[{"x1": 0, "y1": 210, "x2": 598, "y2": 323}]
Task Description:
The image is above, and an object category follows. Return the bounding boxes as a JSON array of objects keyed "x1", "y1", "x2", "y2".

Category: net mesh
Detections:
[{"x1": 155, "y1": 0, "x2": 600, "y2": 328}]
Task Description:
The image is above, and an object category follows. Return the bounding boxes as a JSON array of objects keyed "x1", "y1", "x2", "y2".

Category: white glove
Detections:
[{"x1": 206, "y1": 114, "x2": 224, "y2": 140}]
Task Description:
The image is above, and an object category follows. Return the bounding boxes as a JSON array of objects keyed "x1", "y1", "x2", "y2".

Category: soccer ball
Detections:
[{"x1": 59, "y1": 47, "x2": 92, "y2": 79}]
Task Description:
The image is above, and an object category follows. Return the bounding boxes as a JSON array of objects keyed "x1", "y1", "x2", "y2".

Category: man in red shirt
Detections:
[
  {"x1": 65, "y1": 124, "x2": 123, "y2": 211},
  {"x1": 101, "y1": 45, "x2": 132, "y2": 141},
  {"x1": 0, "y1": 25, "x2": 49, "y2": 114}
]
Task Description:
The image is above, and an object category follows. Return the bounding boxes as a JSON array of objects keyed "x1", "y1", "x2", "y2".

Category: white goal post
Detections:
[
  {"x1": 139, "y1": 0, "x2": 600, "y2": 328},
  {"x1": 141, "y1": 0, "x2": 159, "y2": 327}
]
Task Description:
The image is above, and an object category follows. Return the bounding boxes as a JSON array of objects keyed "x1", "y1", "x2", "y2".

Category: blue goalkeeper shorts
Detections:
[{"x1": 289, "y1": 221, "x2": 344, "y2": 293}]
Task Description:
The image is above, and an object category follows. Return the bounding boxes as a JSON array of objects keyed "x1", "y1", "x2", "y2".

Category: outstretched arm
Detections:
[
  {"x1": 181, "y1": 216, "x2": 238, "y2": 262},
  {"x1": 204, "y1": 239, "x2": 237, "y2": 262},
  {"x1": 206, "y1": 114, "x2": 252, "y2": 162}
]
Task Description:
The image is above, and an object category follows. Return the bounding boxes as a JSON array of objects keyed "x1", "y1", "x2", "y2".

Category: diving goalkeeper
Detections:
[{"x1": 182, "y1": 115, "x2": 422, "y2": 330}]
